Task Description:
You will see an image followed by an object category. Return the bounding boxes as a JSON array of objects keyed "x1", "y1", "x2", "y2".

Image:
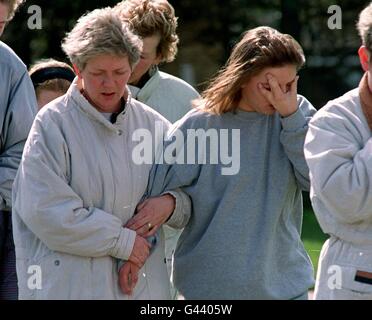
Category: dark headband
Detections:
[{"x1": 30, "y1": 67, "x2": 76, "y2": 88}]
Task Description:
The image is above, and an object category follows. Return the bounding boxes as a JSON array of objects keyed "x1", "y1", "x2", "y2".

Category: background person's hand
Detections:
[
  {"x1": 127, "y1": 234, "x2": 151, "y2": 268},
  {"x1": 125, "y1": 194, "x2": 175, "y2": 237},
  {"x1": 258, "y1": 73, "x2": 299, "y2": 117},
  {"x1": 119, "y1": 261, "x2": 139, "y2": 295}
]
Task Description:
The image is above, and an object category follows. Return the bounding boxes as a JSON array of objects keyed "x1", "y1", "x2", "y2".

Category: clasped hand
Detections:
[{"x1": 119, "y1": 194, "x2": 176, "y2": 295}]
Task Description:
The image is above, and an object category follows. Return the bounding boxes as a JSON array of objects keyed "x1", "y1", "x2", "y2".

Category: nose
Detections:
[{"x1": 102, "y1": 74, "x2": 115, "y2": 87}]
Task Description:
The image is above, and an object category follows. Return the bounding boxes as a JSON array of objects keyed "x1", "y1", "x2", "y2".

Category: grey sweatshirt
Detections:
[{"x1": 146, "y1": 95, "x2": 316, "y2": 299}]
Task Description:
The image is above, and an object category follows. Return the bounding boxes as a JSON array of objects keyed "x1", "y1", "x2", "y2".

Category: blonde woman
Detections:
[
  {"x1": 128, "y1": 26, "x2": 317, "y2": 299},
  {"x1": 114, "y1": 0, "x2": 199, "y2": 123}
]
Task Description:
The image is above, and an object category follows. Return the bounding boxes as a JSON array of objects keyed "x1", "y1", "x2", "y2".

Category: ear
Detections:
[
  {"x1": 72, "y1": 64, "x2": 82, "y2": 79},
  {"x1": 358, "y1": 46, "x2": 370, "y2": 72}
]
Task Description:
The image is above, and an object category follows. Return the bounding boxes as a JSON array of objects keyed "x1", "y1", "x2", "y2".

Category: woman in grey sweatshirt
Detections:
[{"x1": 127, "y1": 26, "x2": 316, "y2": 299}]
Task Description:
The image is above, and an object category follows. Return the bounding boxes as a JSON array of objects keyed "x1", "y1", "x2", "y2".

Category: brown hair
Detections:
[
  {"x1": 114, "y1": 0, "x2": 179, "y2": 63},
  {"x1": 0, "y1": 0, "x2": 25, "y2": 20},
  {"x1": 196, "y1": 26, "x2": 305, "y2": 114},
  {"x1": 29, "y1": 59, "x2": 74, "y2": 100}
]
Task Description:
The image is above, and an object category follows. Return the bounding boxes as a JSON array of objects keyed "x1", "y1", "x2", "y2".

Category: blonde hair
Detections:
[
  {"x1": 196, "y1": 26, "x2": 305, "y2": 115},
  {"x1": 29, "y1": 59, "x2": 74, "y2": 100},
  {"x1": 357, "y1": 2, "x2": 372, "y2": 52},
  {"x1": 114, "y1": 0, "x2": 179, "y2": 63},
  {"x1": 0, "y1": 0, "x2": 25, "y2": 20},
  {"x1": 62, "y1": 7, "x2": 142, "y2": 71}
]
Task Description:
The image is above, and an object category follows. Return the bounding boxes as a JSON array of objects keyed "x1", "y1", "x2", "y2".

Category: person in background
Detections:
[
  {"x1": 12, "y1": 7, "x2": 189, "y2": 300},
  {"x1": 114, "y1": 0, "x2": 199, "y2": 298},
  {"x1": 126, "y1": 26, "x2": 316, "y2": 299},
  {"x1": 114, "y1": 0, "x2": 199, "y2": 123},
  {"x1": 0, "y1": 0, "x2": 38, "y2": 300},
  {"x1": 29, "y1": 59, "x2": 75, "y2": 109},
  {"x1": 305, "y1": 2, "x2": 372, "y2": 300}
]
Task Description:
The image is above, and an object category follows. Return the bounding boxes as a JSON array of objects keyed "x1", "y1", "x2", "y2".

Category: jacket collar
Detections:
[
  {"x1": 359, "y1": 72, "x2": 372, "y2": 132},
  {"x1": 67, "y1": 78, "x2": 132, "y2": 131},
  {"x1": 128, "y1": 66, "x2": 160, "y2": 102}
]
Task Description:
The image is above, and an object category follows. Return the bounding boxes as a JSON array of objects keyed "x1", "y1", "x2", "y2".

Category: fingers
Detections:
[
  {"x1": 126, "y1": 202, "x2": 152, "y2": 231},
  {"x1": 125, "y1": 199, "x2": 150, "y2": 229},
  {"x1": 125, "y1": 215, "x2": 148, "y2": 232},
  {"x1": 130, "y1": 253, "x2": 146, "y2": 269},
  {"x1": 126, "y1": 195, "x2": 175, "y2": 234},
  {"x1": 136, "y1": 199, "x2": 148, "y2": 211},
  {"x1": 290, "y1": 75, "x2": 299, "y2": 94},
  {"x1": 258, "y1": 82, "x2": 273, "y2": 103},
  {"x1": 128, "y1": 220, "x2": 155, "y2": 237},
  {"x1": 125, "y1": 214, "x2": 143, "y2": 230},
  {"x1": 119, "y1": 262, "x2": 140, "y2": 295},
  {"x1": 131, "y1": 265, "x2": 139, "y2": 288},
  {"x1": 119, "y1": 262, "x2": 132, "y2": 295},
  {"x1": 142, "y1": 224, "x2": 159, "y2": 238},
  {"x1": 266, "y1": 74, "x2": 283, "y2": 100}
]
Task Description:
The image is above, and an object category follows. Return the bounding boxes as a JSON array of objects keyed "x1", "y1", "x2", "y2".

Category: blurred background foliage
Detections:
[{"x1": 2, "y1": 0, "x2": 369, "y2": 109}]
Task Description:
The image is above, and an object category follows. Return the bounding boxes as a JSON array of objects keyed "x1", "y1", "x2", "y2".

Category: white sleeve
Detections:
[
  {"x1": 304, "y1": 108, "x2": 372, "y2": 224},
  {"x1": 12, "y1": 115, "x2": 136, "y2": 260}
]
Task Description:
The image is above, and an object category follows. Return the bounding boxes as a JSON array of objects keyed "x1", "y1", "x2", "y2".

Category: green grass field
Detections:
[{"x1": 301, "y1": 207, "x2": 329, "y2": 280}]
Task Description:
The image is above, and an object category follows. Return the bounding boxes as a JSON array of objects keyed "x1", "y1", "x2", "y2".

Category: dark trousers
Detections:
[{"x1": 0, "y1": 211, "x2": 18, "y2": 300}]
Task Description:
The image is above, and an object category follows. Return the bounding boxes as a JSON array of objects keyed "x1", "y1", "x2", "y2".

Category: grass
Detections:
[{"x1": 301, "y1": 206, "x2": 329, "y2": 281}]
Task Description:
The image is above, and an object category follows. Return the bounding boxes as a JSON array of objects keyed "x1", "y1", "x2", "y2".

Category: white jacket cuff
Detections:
[{"x1": 110, "y1": 227, "x2": 136, "y2": 260}]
